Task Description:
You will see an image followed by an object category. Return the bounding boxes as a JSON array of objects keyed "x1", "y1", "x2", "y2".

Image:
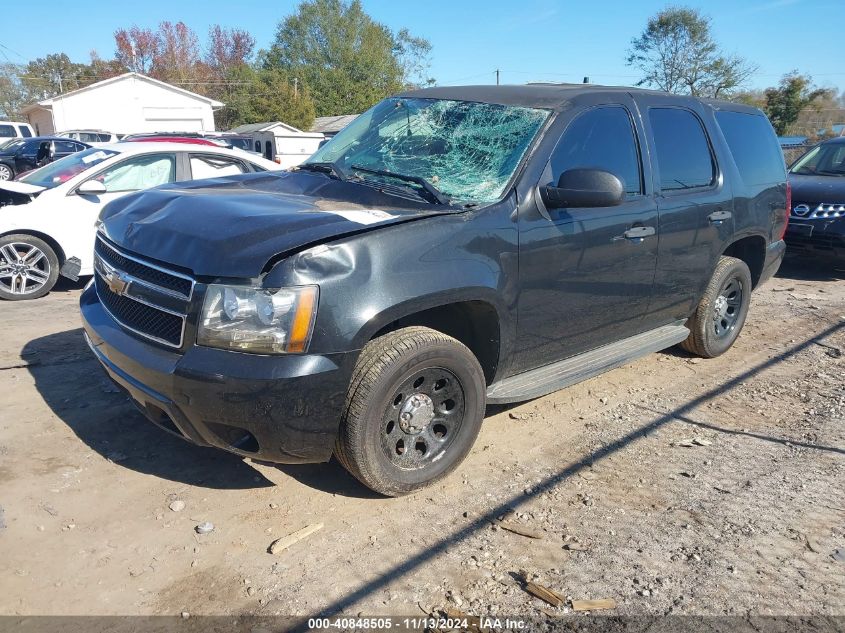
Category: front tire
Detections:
[
  {"x1": 335, "y1": 326, "x2": 486, "y2": 496},
  {"x1": 0, "y1": 234, "x2": 60, "y2": 300},
  {"x1": 0, "y1": 163, "x2": 13, "y2": 181},
  {"x1": 681, "y1": 255, "x2": 752, "y2": 358}
]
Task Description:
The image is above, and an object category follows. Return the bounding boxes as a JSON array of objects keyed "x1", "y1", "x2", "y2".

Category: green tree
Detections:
[
  {"x1": 627, "y1": 7, "x2": 756, "y2": 98},
  {"x1": 21, "y1": 53, "x2": 91, "y2": 99},
  {"x1": 0, "y1": 63, "x2": 29, "y2": 118},
  {"x1": 218, "y1": 65, "x2": 315, "y2": 131},
  {"x1": 763, "y1": 72, "x2": 831, "y2": 136},
  {"x1": 264, "y1": 0, "x2": 432, "y2": 116}
]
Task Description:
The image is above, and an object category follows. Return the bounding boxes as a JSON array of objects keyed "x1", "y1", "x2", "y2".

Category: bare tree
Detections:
[{"x1": 626, "y1": 7, "x2": 756, "y2": 98}]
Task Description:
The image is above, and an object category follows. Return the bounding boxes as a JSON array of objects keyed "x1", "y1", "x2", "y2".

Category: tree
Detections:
[
  {"x1": 0, "y1": 63, "x2": 29, "y2": 118},
  {"x1": 84, "y1": 51, "x2": 128, "y2": 84},
  {"x1": 264, "y1": 0, "x2": 433, "y2": 116},
  {"x1": 217, "y1": 65, "x2": 315, "y2": 131},
  {"x1": 205, "y1": 26, "x2": 255, "y2": 74},
  {"x1": 763, "y1": 73, "x2": 831, "y2": 136},
  {"x1": 21, "y1": 53, "x2": 91, "y2": 99},
  {"x1": 627, "y1": 7, "x2": 756, "y2": 98},
  {"x1": 152, "y1": 21, "x2": 202, "y2": 85},
  {"x1": 114, "y1": 26, "x2": 159, "y2": 74}
]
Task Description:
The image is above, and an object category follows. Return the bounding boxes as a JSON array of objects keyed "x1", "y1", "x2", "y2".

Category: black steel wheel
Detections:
[
  {"x1": 380, "y1": 366, "x2": 466, "y2": 470},
  {"x1": 335, "y1": 326, "x2": 486, "y2": 496},
  {"x1": 712, "y1": 276, "x2": 743, "y2": 339},
  {"x1": 681, "y1": 255, "x2": 752, "y2": 358}
]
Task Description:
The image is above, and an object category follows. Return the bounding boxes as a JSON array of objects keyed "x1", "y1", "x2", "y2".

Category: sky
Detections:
[{"x1": 2, "y1": 0, "x2": 843, "y2": 94}]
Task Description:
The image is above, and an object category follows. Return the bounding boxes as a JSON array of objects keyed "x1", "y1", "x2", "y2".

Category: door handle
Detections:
[
  {"x1": 708, "y1": 210, "x2": 732, "y2": 224},
  {"x1": 621, "y1": 226, "x2": 656, "y2": 241}
]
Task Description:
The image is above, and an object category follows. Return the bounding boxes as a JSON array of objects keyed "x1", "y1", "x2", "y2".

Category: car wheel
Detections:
[
  {"x1": 0, "y1": 163, "x2": 13, "y2": 181},
  {"x1": 680, "y1": 255, "x2": 752, "y2": 358},
  {"x1": 0, "y1": 234, "x2": 60, "y2": 301},
  {"x1": 335, "y1": 326, "x2": 487, "y2": 496}
]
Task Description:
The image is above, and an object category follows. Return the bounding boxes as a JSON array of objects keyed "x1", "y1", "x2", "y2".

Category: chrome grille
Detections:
[
  {"x1": 93, "y1": 235, "x2": 193, "y2": 348},
  {"x1": 95, "y1": 238, "x2": 193, "y2": 298},
  {"x1": 791, "y1": 202, "x2": 845, "y2": 219}
]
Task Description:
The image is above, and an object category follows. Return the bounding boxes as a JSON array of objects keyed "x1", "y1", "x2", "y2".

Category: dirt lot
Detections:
[{"x1": 1, "y1": 260, "x2": 843, "y2": 622}]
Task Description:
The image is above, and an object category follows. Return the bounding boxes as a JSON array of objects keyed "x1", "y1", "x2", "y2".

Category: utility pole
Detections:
[
  {"x1": 293, "y1": 77, "x2": 299, "y2": 99},
  {"x1": 495, "y1": 69, "x2": 500, "y2": 85}
]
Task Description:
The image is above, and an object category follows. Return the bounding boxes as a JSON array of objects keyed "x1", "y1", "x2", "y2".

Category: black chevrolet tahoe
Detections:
[{"x1": 80, "y1": 85, "x2": 788, "y2": 496}]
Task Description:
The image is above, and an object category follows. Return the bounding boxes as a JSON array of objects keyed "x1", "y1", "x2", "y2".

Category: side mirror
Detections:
[
  {"x1": 540, "y1": 168, "x2": 625, "y2": 209},
  {"x1": 77, "y1": 180, "x2": 107, "y2": 195}
]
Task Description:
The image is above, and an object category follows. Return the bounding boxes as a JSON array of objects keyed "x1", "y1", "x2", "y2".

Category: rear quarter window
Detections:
[
  {"x1": 18, "y1": 125, "x2": 32, "y2": 138},
  {"x1": 715, "y1": 111, "x2": 785, "y2": 186}
]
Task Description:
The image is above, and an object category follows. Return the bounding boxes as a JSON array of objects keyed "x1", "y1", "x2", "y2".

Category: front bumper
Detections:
[
  {"x1": 758, "y1": 239, "x2": 787, "y2": 286},
  {"x1": 80, "y1": 283, "x2": 358, "y2": 464},
  {"x1": 785, "y1": 220, "x2": 845, "y2": 262}
]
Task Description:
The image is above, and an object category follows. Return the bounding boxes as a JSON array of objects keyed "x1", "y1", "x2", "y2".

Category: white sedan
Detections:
[{"x1": 0, "y1": 142, "x2": 284, "y2": 300}]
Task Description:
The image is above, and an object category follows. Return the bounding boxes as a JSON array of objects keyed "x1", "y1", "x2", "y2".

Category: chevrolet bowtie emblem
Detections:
[{"x1": 105, "y1": 270, "x2": 130, "y2": 295}]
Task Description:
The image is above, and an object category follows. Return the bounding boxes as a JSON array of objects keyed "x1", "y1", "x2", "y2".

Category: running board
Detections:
[{"x1": 487, "y1": 322, "x2": 689, "y2": 404}]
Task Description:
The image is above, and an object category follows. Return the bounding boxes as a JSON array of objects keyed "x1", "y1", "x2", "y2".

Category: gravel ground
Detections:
[{"x1": 0, "y1": 260, "x2": 843, "y2": 623}]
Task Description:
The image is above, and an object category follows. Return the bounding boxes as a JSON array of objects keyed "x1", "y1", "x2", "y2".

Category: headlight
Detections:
[{"x1": 197, "y1": 284, "x2": 318, "y2": 354}]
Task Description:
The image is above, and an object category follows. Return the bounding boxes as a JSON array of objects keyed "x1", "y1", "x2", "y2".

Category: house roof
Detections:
[
  {"x1": 310, "y1": 114, "x2": 359, "y2": 134},
  {"x1": 229, "y1": 121, "x2": 302, "y2": 134},
  {"x1": 20, "y1": 72, "x2": 224, "y2": 114}
]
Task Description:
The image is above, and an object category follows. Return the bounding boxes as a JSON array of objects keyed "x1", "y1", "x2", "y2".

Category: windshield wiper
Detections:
[
  {"x1": 297, "y1": 161, "x2": 347, "y2": 181},
  {"x1": 350, "y1": 164, "x2": 450, "y2": 205}
]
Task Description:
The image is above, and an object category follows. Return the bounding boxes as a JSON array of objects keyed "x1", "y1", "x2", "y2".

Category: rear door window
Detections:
[
  {"x1": 649, "y1": 108, "x2": 716, "y2": 191},
  {"x1": 189, "y1": 154, "x2": 248, "y2": 179},
  {"x1": 0, "y1": 125, "x2": 15, "y2": 137},
  {"x1": 715, "y1": 111, "x2": 785, "y2": 185},
  {"x1": 55, "y1": 140, "x2": 80, "y2": 154}
]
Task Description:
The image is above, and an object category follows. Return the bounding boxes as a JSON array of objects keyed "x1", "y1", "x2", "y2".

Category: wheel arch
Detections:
[
  {"x1": 722, "y1": 234, "x2": 767, "y2": 289},
  {"x1": 358, "y1": 294, "x2": 504, "y2": 386},
  {"x1": 0, "y1": 229, "x2": 66, "y2": 265}
]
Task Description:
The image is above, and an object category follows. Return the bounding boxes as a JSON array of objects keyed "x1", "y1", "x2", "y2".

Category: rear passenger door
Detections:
[{"x1": 636, "y1": 97, "x2": 735, "y2": 325}]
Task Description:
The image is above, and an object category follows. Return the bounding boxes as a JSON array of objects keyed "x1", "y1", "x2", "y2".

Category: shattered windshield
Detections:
[{"x1": 306, "y1": 97, "x2": 550, "y2": 204}]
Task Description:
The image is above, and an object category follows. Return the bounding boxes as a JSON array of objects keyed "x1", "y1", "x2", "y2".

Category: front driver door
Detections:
[{"x1": 512, "y1": 101, "x2": 659, "y2": 374}]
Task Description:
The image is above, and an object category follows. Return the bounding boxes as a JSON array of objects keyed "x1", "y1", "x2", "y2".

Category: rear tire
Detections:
[
  {"x1": 335, "y1": 326, "x2": 486, "y2": 497},
  {"x1": 681, "y1": 256, "x2": 752, "y2": 358},
  {"x1": 0, "y1": 234, "x2": 60, "y2": 301}
]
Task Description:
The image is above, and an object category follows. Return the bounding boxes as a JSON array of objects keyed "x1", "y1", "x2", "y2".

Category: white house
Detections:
[{"x1": 22, "y1": 72, "x2": 224, "y2": 136}]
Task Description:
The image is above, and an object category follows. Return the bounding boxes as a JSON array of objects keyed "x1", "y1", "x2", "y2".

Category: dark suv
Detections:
[
  {"x1": 80, "y1": 85, "x2": 788, "y2": 496},
  {"x1": 785, "y1": 136, "x2": 845, "y2": 263}
]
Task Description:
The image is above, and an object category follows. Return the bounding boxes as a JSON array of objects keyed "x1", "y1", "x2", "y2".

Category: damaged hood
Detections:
[{"x1": 99, "y1": 170, "x2": 464, "y2": 278}]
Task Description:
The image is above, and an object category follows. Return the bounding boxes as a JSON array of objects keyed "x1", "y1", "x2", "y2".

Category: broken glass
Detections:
[{"x1": 307, "y1": 97, "x2": 550, "y2": 204}]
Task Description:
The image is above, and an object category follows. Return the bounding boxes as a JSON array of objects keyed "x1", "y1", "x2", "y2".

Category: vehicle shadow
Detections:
[
  {"x1": 776, "y1": 257, "x2": 845, "y2": 282},
  {"x1": 21, "y1": 328, "x2": 273, "y2": 490},
  {"x1": 51, "y1": 276, "x2": 90, "y2": 294},
  {"x1": 272, "y1": 460, "x2": 382, "y2": 500}
]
